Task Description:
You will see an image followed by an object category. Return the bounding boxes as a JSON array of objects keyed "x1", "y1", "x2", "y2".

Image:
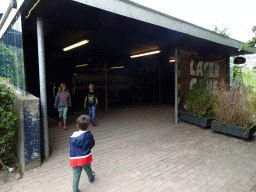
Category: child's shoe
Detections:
[
  {"x1": 63, "y1": 126, "x2": 68, "y2": 130},
  {"x1": 58, "y1": 122, "x2": 62, "y2": 127},
  {"x1": 89, "y1": 172, "x2": 95, "y2": 184}
]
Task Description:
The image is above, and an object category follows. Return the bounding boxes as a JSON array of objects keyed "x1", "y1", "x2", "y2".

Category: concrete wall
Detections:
[{"x1": 15, "y1": 92, "x2": 41, "y2": 172}]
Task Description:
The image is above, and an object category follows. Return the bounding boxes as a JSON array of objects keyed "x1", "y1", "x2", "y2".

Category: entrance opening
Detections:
[{"x1": 22, "y1": 0, "x2": 176, "y2": 122}]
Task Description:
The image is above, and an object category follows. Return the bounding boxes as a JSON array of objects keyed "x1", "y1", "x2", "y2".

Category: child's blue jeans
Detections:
[
  {"x1": 72, "y1": 163, "x2": 94, "y2": 192},
  {"x1": 58, "y1": 106, "x2": 68, "y2": 119},
  {"x1": 88, "y1": 105, "x2": 96, "y2": 123}
]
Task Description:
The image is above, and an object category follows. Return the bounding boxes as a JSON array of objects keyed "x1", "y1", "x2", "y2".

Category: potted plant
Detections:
[
  {"x1": 180, "y1": 69, "x2": 216, "y2": 128},
  {"x1": 211, "y1": 74, "x2": 256, "y2": 139}
]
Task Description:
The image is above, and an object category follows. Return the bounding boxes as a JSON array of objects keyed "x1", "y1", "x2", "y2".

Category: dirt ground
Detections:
[{"x1": 0, "y1": 154, "x2": 23, "y2": 185}]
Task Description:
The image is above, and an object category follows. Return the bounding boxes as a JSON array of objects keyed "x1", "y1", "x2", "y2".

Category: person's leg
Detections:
[
  {"x1": 58, "y1": 108, "x2": 63, "y2": 127},
  {"x1": 82, "y1": 163, "x2": 95, "y2": 182},
  {"x1": 63, "y1": 107, "x2": 68, "y2": 127},
  {"x1": 88, "y1": 105, "x2": 92, "y2": 123},
  {"x1": 91, "y1": 105, "x2": 96, "y2": 124},
  {"x1": 72, "y1": 166, "x2": 82, "y2": 192}
]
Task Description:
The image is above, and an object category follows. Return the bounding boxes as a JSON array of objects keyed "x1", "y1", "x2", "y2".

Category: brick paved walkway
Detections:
[{"x1": 2, "y1": 104, "x2": 256, "y2": 192}]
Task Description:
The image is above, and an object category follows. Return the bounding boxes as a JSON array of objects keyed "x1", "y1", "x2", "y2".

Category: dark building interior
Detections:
[{"x1": 20, "y1": 0, "x2": 241, "y2": 118}]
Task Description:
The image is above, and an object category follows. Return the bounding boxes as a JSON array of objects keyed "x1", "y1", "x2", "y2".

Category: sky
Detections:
[
  {"x1": 132, "y1": 0, "x2": 255, "y2": 43},
  {"x1": 0, "y1": 0, "x2": 11, "y2": 13},
  {"x1": 0, "y1": 0, "x2": 255, "y2": 43}
]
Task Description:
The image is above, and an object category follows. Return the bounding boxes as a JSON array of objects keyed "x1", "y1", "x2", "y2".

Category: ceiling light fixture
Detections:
[
  {"x1": 130, "y1": 50, "x2": 161, "y2": 58},
  {"x1": 110, "y1": 66, "x2": 124, "y2": 69},
  {"x1": 76, "y1": 64, "x2": 88, "y2": 67},
  {"x1": 169, "y1": 59, "x2": 175, "y2": 62},
  {"x1": 63, "y1": 40, "x2": 89, "y2": 51}
]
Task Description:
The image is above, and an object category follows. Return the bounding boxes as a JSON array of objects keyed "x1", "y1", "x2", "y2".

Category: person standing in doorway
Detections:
[
  {"x1": 54, "y1": 83, "x2": 72, "y2": 130},
  {"x1": 84, "y1": 83, "x2": 98, "y2": 126}
]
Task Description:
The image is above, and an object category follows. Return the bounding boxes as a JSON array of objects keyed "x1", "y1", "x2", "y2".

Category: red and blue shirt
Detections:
[{"x1": 70, "y1": 131, "x2": 95, "y2": 167}]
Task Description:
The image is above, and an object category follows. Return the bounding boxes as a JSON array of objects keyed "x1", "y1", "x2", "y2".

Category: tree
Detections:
[
  {"x1": 232, "y1": 65, "x2": 242, "y2": 83},
  {"x1": 212, "y1": 24, "x2": 231, "y2": 37},
  {"x1": 0, "y1": 42, "x2": 25, "y2": 90},
  {"x1": 240, "y1": 26, "x2": 256, "y2": 51},
  {"x1": 0, "y1": 43, "x2": 16, "y2": 82}
]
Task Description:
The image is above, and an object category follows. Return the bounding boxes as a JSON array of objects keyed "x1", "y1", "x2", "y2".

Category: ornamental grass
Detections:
[{"x1": 213, "y1": 79, "x2": 256, "y2": 129}]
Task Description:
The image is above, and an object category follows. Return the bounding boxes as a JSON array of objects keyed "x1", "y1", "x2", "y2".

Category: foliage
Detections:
[
  {"x1": 0, "y1": 42, "x2": 26, "y2": 91},
  {"x1": 15, "y1": 163, "x2": 21, "y2": 171},
  {"x1": 232, "y1": 68, "x2": 256, "y2": 93},
  {"x1": 0, "y1": 43, "x2": 15, "y2": 82},
  {"x1": 241, "y1": 69, "x2": 256, "y2": 92},
  {"x1": 232, "y1": 65, "x2": 242, "y2": 83},
  {"x1": 213, "y1": 79, "x2": 256, "y2": 132},
  {"x1": 0, "y1": 77, "x2": 17, "y2": 166},
  {"x1": 185, "y1": 69, "x2": 216, "y2": 119},
  {"x1": 231, "y1": 63, "x2": 256, "y2": 92},
  {"x1": 240, "y1": 26, "x2": 256, "y2": 51},
  {"x1": 212, "y1": 24, "x2": 231, "y2": 37}
]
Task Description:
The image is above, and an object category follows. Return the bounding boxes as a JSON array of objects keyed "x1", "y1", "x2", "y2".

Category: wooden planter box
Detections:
[
  {"x1": 211, "y1": 120, "x2": 256, "y2": 139},
  {"x1": 179, "y1": 112, "x2": 213, "y2": 128}
]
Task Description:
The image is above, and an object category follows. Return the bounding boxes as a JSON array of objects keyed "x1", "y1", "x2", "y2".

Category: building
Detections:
[{"x1": 1, "y1": 0, "x2": 256, "y2": 171}]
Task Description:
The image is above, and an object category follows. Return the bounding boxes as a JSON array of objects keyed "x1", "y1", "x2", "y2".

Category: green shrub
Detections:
[
  {"x1": 0, "y1": 77, "x2": 17, "y2": 165},
  {"x1": 185, "y1": 69, "x2": 216, "y2": 119}
]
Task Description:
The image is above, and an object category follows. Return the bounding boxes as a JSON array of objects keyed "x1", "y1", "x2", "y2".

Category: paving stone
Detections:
[
  {"x1": 151, "y1": 171, "x2": 162, "y2": 178},
  {"x1": 4, "y1": 105, "x2": 256, "y2": 192}
]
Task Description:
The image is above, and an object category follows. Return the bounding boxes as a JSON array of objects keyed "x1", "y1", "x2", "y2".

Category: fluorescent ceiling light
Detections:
[
  {"x1": 76, "y1": 64, "x2": 88, "y2": 67},
  {"x1": 110, "y1": 66, "x2": 124, "y2": 69},
  {"x1": 130, "y1": 50, "x2": 161, "y2": 58},
  {"x1": 63, "y1": 40, "x2": 89, "y2": 51},
  {"x1": 169, "y1": 60, "x2": 175, "y2": 62}
]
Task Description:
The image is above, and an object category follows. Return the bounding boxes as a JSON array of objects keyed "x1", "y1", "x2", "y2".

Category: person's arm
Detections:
[
  {"x1": 84, "y1": 96, "x2": 87, "y2": 109},
  {"x1": 54, "y1": 93, "x2": 59, "y2": 108},
  {"x1": 94, "y1": 92, "x2": 98, "y2": 105},
  {"x1": 80, "y1": 132, "x2": 95, "y2": 150},
  {"x1": 95, "y1": 97, "x2": 98, "y2": 105}
]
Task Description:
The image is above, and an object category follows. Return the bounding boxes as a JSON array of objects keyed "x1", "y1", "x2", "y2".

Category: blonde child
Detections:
[{"x1": 54, "y1": 83, "x2": 72, "y2": 130}]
